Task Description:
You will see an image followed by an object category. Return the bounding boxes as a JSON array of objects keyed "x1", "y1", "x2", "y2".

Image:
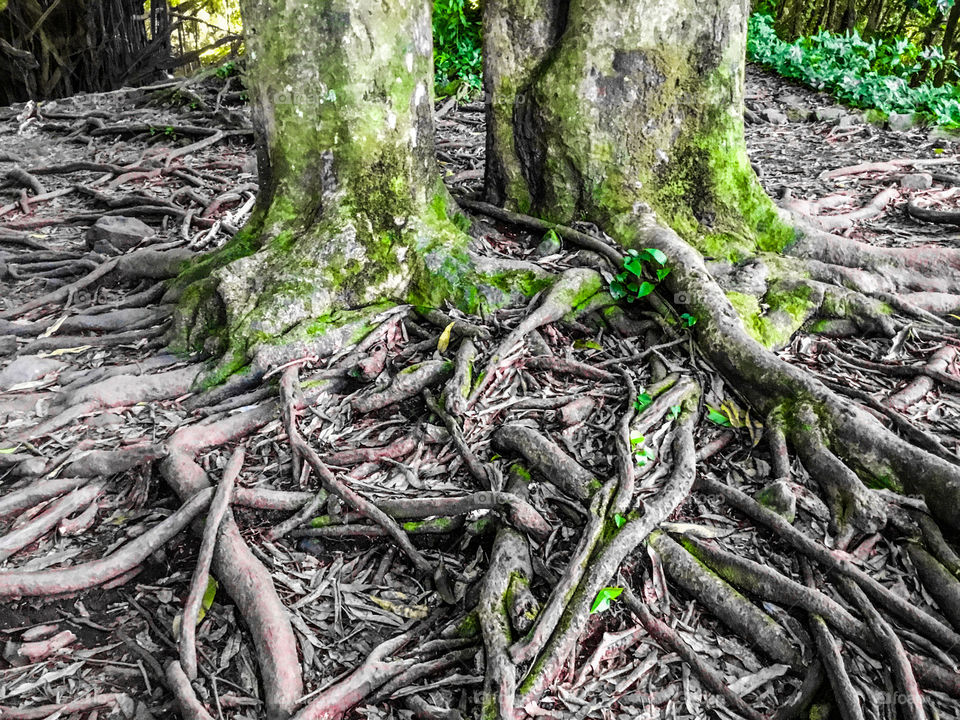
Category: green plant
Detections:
[
  {"x1": 630, "y1": 433, "x2": 652, "y2": 466},
  {"x1": 609, "y1": 248, "x2": 670, "y2": 302},
  {"x1": 590, "y1": 586, "x2": 624, "y2": 613},
  {"x1": 747, "y1": 13, "x2": 960, "y2": 128},
  {"x1": 433, "y1": 0, "x2": 483, "y2": 96},
  {"x1": 216, "y1": 61, "x2": 238, "y2": 79},
  {"x1": 680, "y1": 313, "x2": 697, "y2": 327}
]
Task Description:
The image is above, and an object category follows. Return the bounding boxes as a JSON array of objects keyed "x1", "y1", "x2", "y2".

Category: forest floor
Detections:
[{"x1": 0, "y1": 65, "x2": 958, "y2": 720}]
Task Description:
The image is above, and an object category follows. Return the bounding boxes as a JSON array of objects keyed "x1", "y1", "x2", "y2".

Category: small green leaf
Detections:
[
  {"x1": 707, "y1": 407, "x2": 732, "y2": 427},
  {"x1": 680, "y1": 313, "x2": 697, "y2": 327},
  {"x1": 668, "y1": 405, "x2": 681, "y2": 420},
  {"x1": 656, "y1": 267, "x2": 671, "y2": 280},
  {"x1": 574, "y1": 339, "x2": 603, "y2": 350},
  {"x1": 634, "y1": 392, "x2": 653, "y2": 412},
  {"x1": 624, "y1": 256, "x2": 645, "y2": 277},
  {"x1": 591, "y1": 586, "x2": 624, "y2": 613},
  {"x1": 0, "y1": 446, "x2": 19, "y2": 454},
  {"x1": 635, "y1": 282, "x2": 656, "y2": 298},
  {"x1": 614, "y1": 514, "x2": 627, "y2": 528},
  {"x1": 643, "y1": 248, "x2": 668, "y2": 265},
  {"x1": 543, "y1": 229, "x2": 561, "y2": 244},
  {"x1": 609, "y1": 280, "x2": 627, "y2": 300},
  {"x1": 630, "y1": 434, "x2": 646, "y2": 447}
]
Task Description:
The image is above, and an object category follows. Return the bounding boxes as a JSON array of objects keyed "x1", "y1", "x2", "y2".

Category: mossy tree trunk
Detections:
[
  {"x1": 486, "y1": 0, "x2": 788, "y2": 258},
  {"x1": 485, "y1": 0, "x2": 960, "y2": 536},
  {"x1": 174, "y1": 0, "x2": 549, "y2": 379}
]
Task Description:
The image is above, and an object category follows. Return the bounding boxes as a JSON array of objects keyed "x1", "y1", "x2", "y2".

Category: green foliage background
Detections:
[
  {"x1": 749, "y1": 12, "x2": 960, "y2": 127},
  {"x1": 432, "y1": 0, "x2": 483, "y2": 96}
]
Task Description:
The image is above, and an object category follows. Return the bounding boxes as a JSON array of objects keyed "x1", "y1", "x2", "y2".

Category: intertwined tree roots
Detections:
[{"x1": 2, "y1": 78, "x2": 960, "y2": 720}]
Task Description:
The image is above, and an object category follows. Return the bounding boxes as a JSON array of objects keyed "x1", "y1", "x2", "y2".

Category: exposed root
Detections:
[
  {"x1": 0, "y1": 487, "x2": 211, "y2": 598},
  {"x1": 620, "y1": 587, "x2": 766, "y2": 720},
  {"x1": 179, "y1": 446, "x2": 243, "y2": 681},
  {"x1": 0, "y1": 483, "x2": 102, "y2": 562},
  {"x1": 290, "y1": 632, "x2": 415, "y2": 720},
  {"x1": 800, "y1": 561, "x2": 863, "y2": 720}
]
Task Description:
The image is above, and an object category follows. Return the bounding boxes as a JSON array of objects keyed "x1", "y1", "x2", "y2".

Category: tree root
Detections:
[
  {"x1": 167, "y1": 661, "x2": 216, "y2": 720},
  {"x1": 290, "y1": 632, "x2": 415, "y2": 720},
  {"x1": 353, "y1": 360, "x2": 453, "y2": 414},
  {"x1": 648, "y1": 530, "x2": 803, "y2": 668},
  {"x1": 0, "y1": 694, "x2": 127, "y2": 720},
  {"x1": 887, "y1": 345, "x2": 958, "y2": 410},
  {"x1": 0, "y1": 487, "x2": 211, "y2": 598},
  {"x1": 517, "y1": 416, "x2": 697, "y2": 705},
  {"x1": 0, "y1": 477, "x2": 88, "y2": 517},
  {"x1": 0, "y1": 483, "x2": 102, "y2": 562},
  {"x1": 179, "y1": 446, "x2": 242, "y2": 681},
  {"x1": 492, "y1": 424, "x2": 598, "y2": 501},
  {"x1": 479, "y1": 482, "x2": 532, "y2": 719},
  {"x1": 292, "y1": 429, "x2": 437, "y2": 580},
  {"x1": 800, "y1": 561, "x2": 864, "y2": 720},
  {"x1": 842, "y1": 578, "x2": 926, "y2": 720},
  {"x1": 633, "y1": 217, "x2": 960, "y2": 534},
  {"x1": 696, "y1": 475, "x2": 960, "y2": 659},
  {"x1": 469, "y1": 268, "x2": 607, "y2": 405},
  {"x1": 620, "y1": 586, "x2": 766, "y2": 720},
  {"x1": 905, "y1": 542, "x2": 960, "y2": 631}
]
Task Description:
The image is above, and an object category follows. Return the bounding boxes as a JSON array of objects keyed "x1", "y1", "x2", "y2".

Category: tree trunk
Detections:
[
  {"x1": 486, "y1": 0, "x2": 788, "y2": 256},
  {"x1": 485, "y1": 0, "x2": 960, "y2": 537},
  {"x1": 934, "y1": 0, "x2": 960, "y2": 85},
  {"x1": 170, "y1": 0, "x2": 549, "y2": 381}
]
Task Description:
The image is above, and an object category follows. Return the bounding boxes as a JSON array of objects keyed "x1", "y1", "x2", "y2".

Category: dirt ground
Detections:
[{"x1": 0, "y1": 64, "x2": 958, "y2": 720}]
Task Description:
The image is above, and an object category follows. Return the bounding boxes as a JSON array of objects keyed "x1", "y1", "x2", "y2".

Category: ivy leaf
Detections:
[
  {"x1": 437, "y1": 321, "x2": 456, "y2": 353},
  {"x1": 634, "y1": 392, "x2": 653, "y2": 412},
  {"x1": 656, "y1": 267, "x2": 671, "y2": 280},
  {"x1": 591, "y1": 586, "x2": 624, "y2": 613},
  {"x1": 624, "y1": 256, "x2": 645, "y2": 277},
  {"x1": 635, "y1": 282, "x2": 656, "y2": 298},
  {"x1": 680, "y1": 313, "x2": 697, "y2": 327},
  {"x1": 707, "y1": 407, "x2": 732, "y2": 427},
  {"x1": 614, "y1": 514, "x2": 627, "y2": 528},
  {"x1": 668, "y1": 405, "x2": 681, "y2": 420},
  {"x1": 643, "y1": 247, "x2": 668, "y2": 265},
  {"x1": 609, "y1": 280, "x2": 627, "y2": 300}
]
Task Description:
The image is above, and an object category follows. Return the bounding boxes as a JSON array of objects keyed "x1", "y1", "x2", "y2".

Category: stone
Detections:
[
  {"x1": 755, "y1": 480, "x2": 797, "y2": 523},
  {"x1": 762, "y1": 108, "x2": 788, "y2": 125},
  {"x1": 85, "y1": 216, "x2": 155, "y2": 254},
  {"x1": 837, "y1": 113, "x2": 861, "y2": 130},
  {"x1": 900, "y1": 173, "x2": 933, "y2": 190},
  {"x1": 780, "y1": 94, "x2": 814, "y2": 121},
  {"x1": 928, "y1": 127, "x2": 960, "y2": 143},
  {"x1": 887, "y1": 112, "x2": 916, "y2": 132},
  {"x1": 0, "y1": 355, "x2": 66, "y2": 390},
  {"x1": 535, "y1": 231, "x2": 562, "y2": 258},
  {"x1": 814, "y1": 107, "x2": 845, "y2": 122},
  {"x1": 785, "y1": 107, "x2": 813, "y2": 122}
]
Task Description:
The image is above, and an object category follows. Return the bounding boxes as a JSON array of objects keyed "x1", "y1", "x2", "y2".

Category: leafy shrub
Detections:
[
  {"x1": 433, "y1": 0, "x2": 483, "y2": 96},
  {"x1": 747, "y1": 12, "x2": 960, "y2": 128}
]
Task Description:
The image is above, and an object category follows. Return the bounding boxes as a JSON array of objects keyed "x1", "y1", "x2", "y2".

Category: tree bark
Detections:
[
  {"x1": 170, "y1": 0, "x2": 554, "y2": 381},
  {"x1": 485, "y1": 0, "x2": 788, "y2": 256}
]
